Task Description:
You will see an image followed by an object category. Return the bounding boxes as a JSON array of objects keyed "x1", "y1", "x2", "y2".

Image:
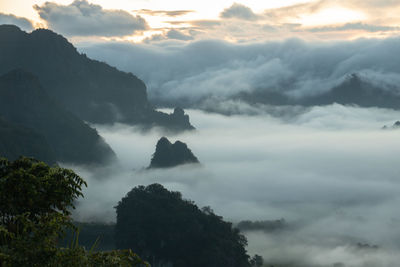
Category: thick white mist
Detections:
[{"x1": 67, "y1": 105, "x2": 400, "y2": 267}]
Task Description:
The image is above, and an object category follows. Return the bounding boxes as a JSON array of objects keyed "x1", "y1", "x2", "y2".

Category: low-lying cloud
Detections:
[
  {"x1": 79, "y1": 37, "x2": 400, "y2": 108},
  {"x1": 34, "y1": 0, "x2": 148, "y2": 37},
  {"x1": 67, "y1": 106, "x2": 400, "y2": 266},
  {"x1": 309, "y1": 22, "x2": 400, "y2": 33}
]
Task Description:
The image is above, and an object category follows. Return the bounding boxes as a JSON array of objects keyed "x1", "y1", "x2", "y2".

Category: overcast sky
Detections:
[{"x1": 1, "y1": 0, "x2": 400, "y2": 42}]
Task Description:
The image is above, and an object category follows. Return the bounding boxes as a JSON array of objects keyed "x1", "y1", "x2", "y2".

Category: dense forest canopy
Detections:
[{"x1": 115, "y1": 183, "x2": 251, "y2": 267}]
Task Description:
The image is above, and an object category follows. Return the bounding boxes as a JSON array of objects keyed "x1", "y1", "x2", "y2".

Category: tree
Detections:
[
  {"x1": 115, "y1": 183, "x2": 251, "y2": 267},
  {"x1": 0, "y1": 157, "x2": 148, "y2": 266},
  {"x1": 250, "y1": 254, "x2": 264, "y2": 267}
]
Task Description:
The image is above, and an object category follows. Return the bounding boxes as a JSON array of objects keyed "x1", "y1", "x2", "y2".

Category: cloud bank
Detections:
[
  {"x1": 0, "y1": 13, "x2": 34, "y2": 31},
  {"x1": 79, "y1": 37, "x2": 400, "y2": 109},
  {"x1": 220, "y1": 3, "x2": 259, "y2": 21},
  {"x1": 34, "y1": 0, "x2": 148, "y2": 37},
  {"x1": 151, "y1": 1, "x2": 400, "y2": 42},
  {"x1": 68, "y1": 106, "x2": 400, "y2": 267},
  {"x1": 135, "y1": 9, "x2": 195, "y2": 17}
]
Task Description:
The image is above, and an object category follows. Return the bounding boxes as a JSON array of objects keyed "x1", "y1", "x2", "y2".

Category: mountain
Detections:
[
  {"x1": 235, "y1": 74, "x2": 400, "y2": 110},
  {"x1": 303, "y1": 74, "x2": 400, "y2": 108},
  {"x1": 149, "y1": 137, "x2": 199, "y2": 168},
  {"x1": 0, "y1": 116, "x2": 56, "y2": 165},
  {"x1": 382, "y1": 121, "x2": 400, "y2": 130},
  {"x1": 0, "y1": 24, "x2": 194, "y2": 131},
  {"x1": 0, "y1": 69, "x2": 115, "y2": 165}
]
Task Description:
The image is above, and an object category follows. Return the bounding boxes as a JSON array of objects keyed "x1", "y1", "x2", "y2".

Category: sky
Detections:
[{"x1": 1, "y1": 0, "x2": 400, "y2": 42}]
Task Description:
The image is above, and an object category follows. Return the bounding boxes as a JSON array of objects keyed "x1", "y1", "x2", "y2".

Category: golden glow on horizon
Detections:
[
  {"x1": 0, "y1": 0, "x2": 72, "y2": 26},
  {"x1": 0, "y1": 0, "x2": 319, "y2": 26},
  {"x1": 1, "y1": 0, "x2": 398, "y2": 42},
  {"x1": 296, "y1": 7, "x2": 366, "y2": 26}
]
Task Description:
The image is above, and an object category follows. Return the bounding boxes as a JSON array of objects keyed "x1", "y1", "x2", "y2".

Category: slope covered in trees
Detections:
[
  {"x1": 115, "y1": 184, "x2": 251, "y2": 267},
  {"x1": 0, "y1": 24, "x2": 194, "y2": 131},
  {"x1": 149, "y1": 136, "x2": 199, "y2": 168},
  {"x1": 0, "y1": 116, "x2": 56, "y2": 165},
  {"x1": 0, "y1": 69, "x2": 115, "y2": 165}
]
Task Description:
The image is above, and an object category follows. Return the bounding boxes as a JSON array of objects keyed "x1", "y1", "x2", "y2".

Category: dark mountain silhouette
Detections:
[
  {"x1": 0, "y1": 116, "x2": 56, "y2": 165},
  {"x1": 115, "y1": 184, "x2": 251, "y2": 267},
  {"x1": 236, "y1": 74, "x2": 400, "y2": 110},
  {"x1": 149, "y1": 137, "x2": 199, "y2": 168},
  {"x1": 303, "y1": 74, "x2": 400, "y2": 108},
  {"x1": 0, "y1": 69, "x2": 115, "y2": 165},
  {"x1": 0, "y1": 24, "x2": 194, "y2": 131},
  {"x1": 382, "y1": 121, "x2": 400, "y2": 130}
]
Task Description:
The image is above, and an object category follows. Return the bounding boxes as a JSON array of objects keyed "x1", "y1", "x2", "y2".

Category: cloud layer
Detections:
[
  {"x1": 24, "y1": 0, "x2": 400, "y2": 41},
  {"x1": 0, "y1": 13, "x2": 34, "y2": 31},
  {"x1": 79, "y1": 36, "x2": 400, "y2": 108},
  {"x1": 68, "y1": 106, "x2": 400, "y2": 266},
  {"x1": 138, "y1": 0, "x2": 400, "y2": 42},
  {"x1": 34, "y1": 0, "x2": 148, "y2": 37},
  {"x1": 220, "y1": 3, "x2": 259, "y2": 21}
]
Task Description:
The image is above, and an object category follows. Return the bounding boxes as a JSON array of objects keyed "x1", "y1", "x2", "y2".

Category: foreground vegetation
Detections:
[
  {"x1": 0, "y1": 157, "x2": 261, "y2": 266},
  {"x1": 0, "y1": 157, "x2": 148, "y2": 266}
]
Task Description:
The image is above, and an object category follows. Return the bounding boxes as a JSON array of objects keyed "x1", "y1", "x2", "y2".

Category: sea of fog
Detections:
[{"x1": 67, "y1": 104, "x2": 400, "y2": 267}]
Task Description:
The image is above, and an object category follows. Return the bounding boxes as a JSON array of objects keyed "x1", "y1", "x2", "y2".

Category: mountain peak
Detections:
[
  {"x1": 149, "y1": 137, "x2": 199, "y2": 168},
  {"x1": 0, "y1": 24, "x2": 194, "y2": 131},
  {"x1": 0, "y1": 24, "x2": 24, "y2": 33},
  {"x1": 0, "y1": 24, "x2": 28, "y2": 39}
]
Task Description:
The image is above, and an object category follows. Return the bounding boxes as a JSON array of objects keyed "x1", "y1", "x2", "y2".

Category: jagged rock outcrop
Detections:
[
  {"x1": 148, "y1": 137, "x2": 199, "y2": 168},
  {"x1": 0, "y1": 24, "x2": 194, "y2": 131}
]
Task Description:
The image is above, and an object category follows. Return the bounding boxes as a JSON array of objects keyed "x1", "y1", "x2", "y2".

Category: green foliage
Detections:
[
  {"x1": 55, "y1": 242, "x2": 148, "y2": 267},
  {"x1": 61, "y1": 222, "x2": 116, "y2": 251},
  {"x1": 0, "y1": 157, "x2": 86, "y2": 221},
  {"x1": 115, "y1": 183, "x2": 251, "y2": 267},
  {"x1": 0, "y1": 157, "x2": 148, "y2": 266}
]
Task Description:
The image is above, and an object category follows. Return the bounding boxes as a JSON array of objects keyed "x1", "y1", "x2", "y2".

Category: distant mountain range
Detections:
[
  {"x1": 237, "y1": 73, "x2": 400, "y2": 109},
  {"x1": 382, "y1": 121, "x2": 400, "y2": 130},
  {"x1": 0, "y1": 24, "x2": 194, "y2": 131},
  {"x1": 0, "y1": 69, "x2": 115, "y2": 165}
]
